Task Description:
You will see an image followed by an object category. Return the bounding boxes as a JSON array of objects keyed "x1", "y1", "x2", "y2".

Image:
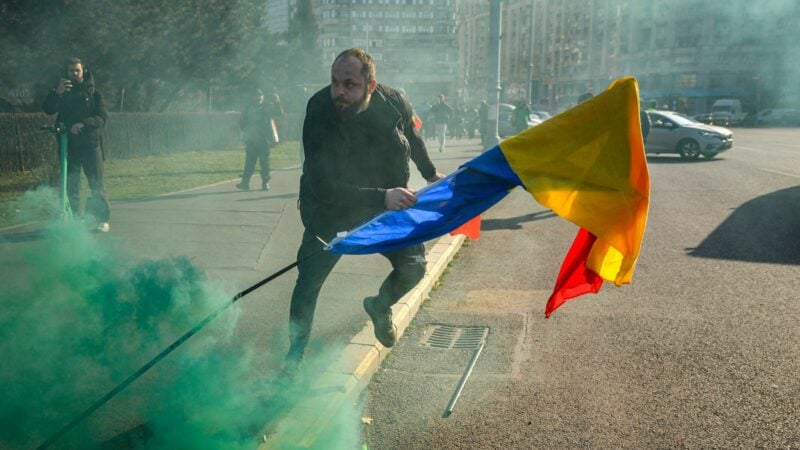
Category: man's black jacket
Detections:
[
  {"x1": 42, "y1": 70, "x2": 108, "y2": 149},
  {"x1": 299, "y1": 84, "x2": 437, "y2": 229}
]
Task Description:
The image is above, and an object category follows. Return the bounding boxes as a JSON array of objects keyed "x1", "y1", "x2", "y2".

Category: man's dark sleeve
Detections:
[
  {"x1": 302, "y1": 96, "x2": 386, "y2": 208},
  {"x1": 81, "y1": 91, "x2": 108, "y2": 129},
  {"x1": 398, "y1": 96, "x2": 437, "y2": 180},
  {"x1": 42, "y1": 91, "x2": 61, "y2": 115},
  {"x1": 640, "y1": 109, "x2": 650, "y2": 138}
]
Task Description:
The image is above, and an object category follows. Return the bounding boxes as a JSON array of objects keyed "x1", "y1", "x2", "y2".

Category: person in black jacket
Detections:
[
  {"x1": 285, "y1": 48, "x2": 444, "y2": 375},
  {"x1": 236, "y1": 89, "x2": 283, "y2": 191},
  {"x1": 640, "y1": 109, "x2": 651, "y2": 144},
  {"x1": 42, "y1": 57, "x2": 110, "y2": 232}
]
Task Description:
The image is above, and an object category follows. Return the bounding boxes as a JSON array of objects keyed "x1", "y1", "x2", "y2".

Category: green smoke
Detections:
[{"x1": 0, "y1": 194, "x2": 365, "y2": 449}]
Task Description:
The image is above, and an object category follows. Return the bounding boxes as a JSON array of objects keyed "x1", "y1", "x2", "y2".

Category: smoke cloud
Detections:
[{"x1": 0, "y1": 194, "x2": 362, "y2": 449}]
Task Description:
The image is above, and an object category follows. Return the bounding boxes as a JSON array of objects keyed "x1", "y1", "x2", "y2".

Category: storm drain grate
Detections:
[{"x1": 420, "y1": 324, "x2": 489, "y2": 350}]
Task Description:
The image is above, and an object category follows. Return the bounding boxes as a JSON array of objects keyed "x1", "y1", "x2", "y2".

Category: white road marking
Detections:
[{"x1": 759, "y1": 168, "x2": 800, "y2": 178}]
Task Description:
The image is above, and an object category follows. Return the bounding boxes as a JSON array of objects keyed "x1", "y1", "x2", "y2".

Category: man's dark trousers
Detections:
[
  {"x1": 242, "y1": 142, "x2": 271, "y2": 186},
  {"x1": 287, "y1": 221, "x2": 427, "y2": 359},
  {"x1": 67, "y1": 144, "x2": 110, "y2": 222}
]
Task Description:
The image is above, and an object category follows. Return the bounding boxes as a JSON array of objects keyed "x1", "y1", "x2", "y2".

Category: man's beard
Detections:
[{"x1": 335, "y1": 89, "x2": 370, "y2": 117}]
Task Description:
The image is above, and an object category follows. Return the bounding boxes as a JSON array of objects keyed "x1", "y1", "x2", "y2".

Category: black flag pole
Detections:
[{"x1": 37, "y1": 248, "x2": 324, "y2": 449}]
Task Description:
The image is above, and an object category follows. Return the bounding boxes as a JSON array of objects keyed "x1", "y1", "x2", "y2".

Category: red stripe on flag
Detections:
[
  {"x1": 545, "y1": 228, "x2": 604, "y2": 317},
  {"x1": 450, "y1": 216, "x2": 481, "y2": 240}
]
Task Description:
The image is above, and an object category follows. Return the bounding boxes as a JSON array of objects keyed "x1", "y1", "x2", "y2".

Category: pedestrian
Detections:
[
  {"x1": 42, "y1": 57, "x2": 110, "y2": 232},
  {"x1": 640, "y1": 108, "x2": 651, "y2": 143},
  {"x1": 429, "y1": 93, "x2": 453, "y2": 152},
  {"x1": 478, "y1": 100, "x2": 489, "y2": 146},
  {"x1": 513, "y1": 100, "x2": 532, "y2": 134},
  {"x1": 237, "y1": 89, "x2": 283, "y2": 191},
  {"x1": 286, "y1": 48, "x2": 445, "y2": 375},
  {"x1": 467, "y1": 105, "x2": 479, "y2": 139}
]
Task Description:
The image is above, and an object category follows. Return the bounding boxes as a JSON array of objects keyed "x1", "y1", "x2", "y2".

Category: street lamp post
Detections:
[
  {"x1": 527, "y1": 0, "x2": 536, "y2": 106},
  {"x1": 486, "y1": 0, "x2": 503, "y2": 147},
  {"x1": 752, "y1": 75, "x2": 761, "y2": 127}
]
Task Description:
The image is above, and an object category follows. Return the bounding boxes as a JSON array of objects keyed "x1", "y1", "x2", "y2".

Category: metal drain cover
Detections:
[{"x1": 420, "y1": 324, "x2": 489, "y2": 350}]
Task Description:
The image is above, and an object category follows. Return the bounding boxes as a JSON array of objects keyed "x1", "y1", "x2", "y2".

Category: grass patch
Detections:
[{"x1": 0, "y1": 141, "x2": 301, "y2": 228}]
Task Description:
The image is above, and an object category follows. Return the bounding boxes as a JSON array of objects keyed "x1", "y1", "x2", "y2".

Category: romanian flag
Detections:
[{"x1": 328, "y1": 77, "x2": 649, "y2": 317}]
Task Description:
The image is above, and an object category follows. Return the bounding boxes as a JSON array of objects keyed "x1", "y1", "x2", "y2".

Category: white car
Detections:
[
  {"x1": 646, "y1": 111, "x2": 733, "y2": 160},
  {"x1": 756, "y1": 108, "x2": 800, "y2": 126}
]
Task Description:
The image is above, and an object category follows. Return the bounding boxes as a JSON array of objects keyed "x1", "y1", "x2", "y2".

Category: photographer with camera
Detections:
[{"x1": 42, "y1": 57, "x2": 110, "y2": 232}]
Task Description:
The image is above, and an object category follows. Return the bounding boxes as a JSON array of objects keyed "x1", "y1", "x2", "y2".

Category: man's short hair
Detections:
[
  {"x1": 65, "y1": 57, "x2": 82, "y2": 69},
  {"x1": 333, "y1": 48, "x2": 376, "y2": 85}
]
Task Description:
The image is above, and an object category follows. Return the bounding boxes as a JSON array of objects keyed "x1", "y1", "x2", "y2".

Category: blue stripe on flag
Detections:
[{"x1": 327, "y1": 146, "x2": 524, "y2": 255}]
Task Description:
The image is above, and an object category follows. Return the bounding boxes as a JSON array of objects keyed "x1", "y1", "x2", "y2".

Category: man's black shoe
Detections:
[
  {"x1": 235, "y1": 182, "x2": 249, "y2": 191},
  {"x1": 363, "y1": 297, "x2": 396, "y2": 347},
  {"x1": 262, "y1": 183, "x2": 270, "y2": 191}
]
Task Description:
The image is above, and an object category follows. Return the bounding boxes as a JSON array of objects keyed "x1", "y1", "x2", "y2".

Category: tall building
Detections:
[
  {"x1": 457, "y1": 0, "x2": 800, "y2": 114},
  {"x1": 265, "y1": 1, "x2": 467, "y2": 106},
  {"x1": 265, "y1": 0, "x2": 294, "y2": 35},
  {"x1": 279, "y1": 0, "x2": 459, "y2": 107}
]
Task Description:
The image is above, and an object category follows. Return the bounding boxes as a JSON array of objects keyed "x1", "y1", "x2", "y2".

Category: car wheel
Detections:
[
  {"x1": 702, "y1": 152, "x2": 718, "y2": 159},
  {"x1": 677, "y1": 139, "x2": 701, "y2": 160}
]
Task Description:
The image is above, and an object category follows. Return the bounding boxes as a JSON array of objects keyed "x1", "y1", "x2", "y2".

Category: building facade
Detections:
[
  {"x1": 264, "y1": 0, "x2": 294, "y2": 35},
  {"x1": 457, "y1": 0, "x2": 800, "y2": 115},
  {"x1": 312, "y1": 0, "x2": 458, "y2": 108}
]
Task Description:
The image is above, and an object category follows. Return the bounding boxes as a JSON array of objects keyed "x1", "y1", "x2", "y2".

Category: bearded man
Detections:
[{"x1": 284, "y1": 48, "x2": 444, "y2": 375}]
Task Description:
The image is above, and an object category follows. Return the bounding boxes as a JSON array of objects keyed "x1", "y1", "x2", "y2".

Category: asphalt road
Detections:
[{"x1": 363, "y1": 127, "x2": 800, "y2": 448}]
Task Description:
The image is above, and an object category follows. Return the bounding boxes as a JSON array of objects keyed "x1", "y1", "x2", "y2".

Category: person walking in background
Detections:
[
  {"x1": 640, "y1": 108, "x2": 651, "y2": 144},
  {"x1": 478, "y1": 100, "x2": 489, "y2": 146},
  {"x1": 466, "y1": 104, "x2": 479, "y2": 139},
  {"x1": 513, "y1": 100, "x2": 532, "y2": 134},
  {"x1": 236, "y1": 89, "x2": 283, "y2": 191},
  {"x1": 429, "y1": 93, "x2": 452, "y2": 152},
  {"x1": 42, "y1": 57, "x2": 110, "y2": 232},
  {"x1": 286, "y1": 48, "x2": 444, "y2": 376}
]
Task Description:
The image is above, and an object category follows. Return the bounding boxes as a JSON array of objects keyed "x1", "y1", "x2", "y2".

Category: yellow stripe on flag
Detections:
[{"x1": 499, "y1": 77, "x2": 650, "y2": 286}]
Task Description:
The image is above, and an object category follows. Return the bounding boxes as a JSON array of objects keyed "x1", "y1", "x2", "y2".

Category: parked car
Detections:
[
  {"x1": 645, "y1": 110, "x2": 733, "y2": 160},
  {"x1": 708, "y1": 98, "x2": 747, "y2": 126},
  {"x1": 692, "y1": 112, "x2": 713, "y2": 124},
  {"x1": 531, "y1": 110, "x2": 552, "y2": 121},
  {"x1": 498, "y1": 103, "x2": 541, "y2": 137},
  {"x1": 756, "y1": 108, "x2": 800, "y2": 126}
]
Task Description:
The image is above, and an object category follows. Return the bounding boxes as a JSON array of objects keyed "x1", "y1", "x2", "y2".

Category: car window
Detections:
[
  {"x1": 649, "y1": 113, "x2": 676, "y2": 128},
  {"x1": 673, "y1": 113, "x2": 698, "y2": 123},
  {"x1": 662, "y1": 113, "x2": 695, "y2": 126}
]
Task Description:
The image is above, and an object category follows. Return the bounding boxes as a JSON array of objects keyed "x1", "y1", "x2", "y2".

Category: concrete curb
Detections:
[{"x1": 259, "y1": 233, "x2": 466, "y2": 448}]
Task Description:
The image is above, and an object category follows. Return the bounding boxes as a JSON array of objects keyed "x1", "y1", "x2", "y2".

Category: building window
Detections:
[
  {"x1": 676, "y1": 20, "x2": 701, "y2": 47},
  {"x1": 708, "y1": 71, "x2": 725, "y2": 89},
  {"x1": 677, "y1": 73, "x2": 697, "y2": 89},
  {"x1": 713, "y1": 19, "x2": 730, "y2": 44}
]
